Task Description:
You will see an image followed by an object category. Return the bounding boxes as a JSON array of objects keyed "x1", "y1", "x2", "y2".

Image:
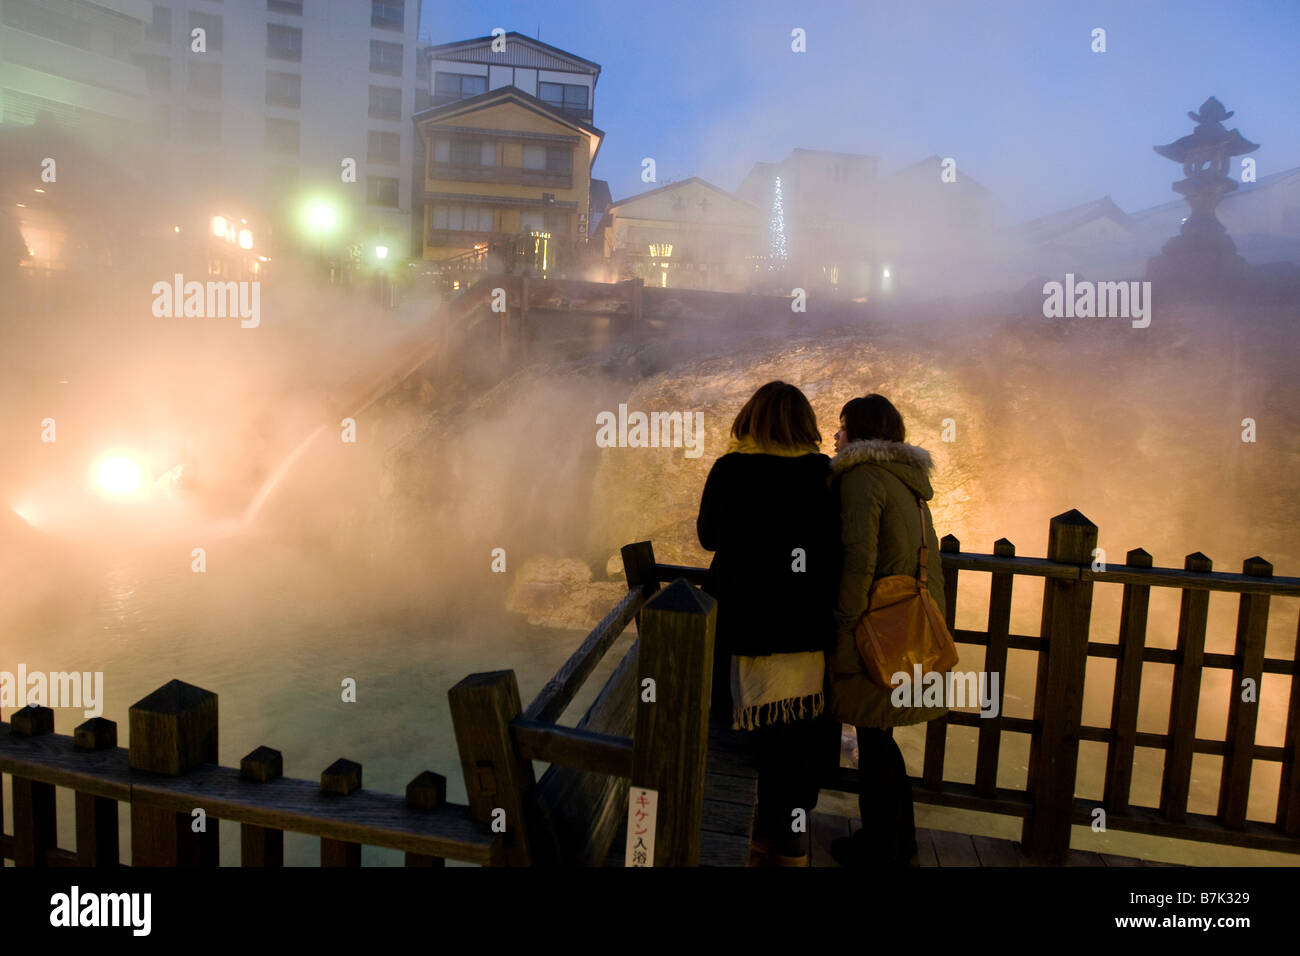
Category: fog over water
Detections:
[{"x1": 3, "y1": 2, "x2": 1299, "y2": 867}]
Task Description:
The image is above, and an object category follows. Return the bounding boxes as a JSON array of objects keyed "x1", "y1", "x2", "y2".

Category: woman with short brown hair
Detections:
[{"x1": 697, "y1": 381, "x2": 841, "y2": 866}]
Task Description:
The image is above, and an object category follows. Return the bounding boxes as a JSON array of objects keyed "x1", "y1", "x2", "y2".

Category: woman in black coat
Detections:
[{"x1": 697, "y1": 381, "x2": 841, "y2": 866}]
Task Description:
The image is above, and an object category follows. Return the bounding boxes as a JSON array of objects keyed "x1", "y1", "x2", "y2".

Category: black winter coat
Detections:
[{"x1": 696, "y1": 452, "x2": 840, "y2": 660}]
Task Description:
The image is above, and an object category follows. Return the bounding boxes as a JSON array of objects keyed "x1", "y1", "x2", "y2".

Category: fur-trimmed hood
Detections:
[{"x1": 829, "y1": 439, "x2": 935, "y2": 498}]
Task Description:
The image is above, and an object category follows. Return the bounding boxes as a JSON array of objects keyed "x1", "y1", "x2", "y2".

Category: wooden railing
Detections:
[
  {"x1": 0, "y1": 681, "x2": 499, "y2": 867},
  {"x1": 446, "y1": 542, "x2": 715, "y2": 866},
  {"x1": 6, "y1": 509, "x2": 1296, "y2": 866},
  {"x1": 664, "y1": 507, "x2": 1300, "y2": 864}
]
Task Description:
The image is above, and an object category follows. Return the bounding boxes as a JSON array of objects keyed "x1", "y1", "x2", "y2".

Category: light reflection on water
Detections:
[{"x1": 1, "y1": 534, "x2": 620, "y2": 866}]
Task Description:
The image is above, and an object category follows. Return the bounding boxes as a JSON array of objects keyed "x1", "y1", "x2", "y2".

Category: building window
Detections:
[
  {"x1": 132, "y1": 53, "x2": 171, "y2": 91},
  {"x1": 433, "y1": 72, "x2": 486, "y2": 98},
  {"x1": 188, "y1": 61, "x2": 222, "y2": 98},
  {"x1": 147, "y1": 5, "x2": 171, "y2": 42},
  {"x1": 522, "y1": 145, "x2": 572, "y2": 173},
  {"x1": 537, "y1": 82, "x2": 588, "y2": 113},
  {"x1": 187, "y1": 109, "x2": 220, "y2": 146},
  {"x1": 368, "y1": 85, "x2": 401, "y2": 119},
  {"x1": 448, "y1": 138, "x2": 483, "y2": 166},
  {"x1": 1, "y1": 0, "x2": 91, "y2": 49},
  {"x1": 265, "y1": 117, "x2": 299, "y2": 155},
  {"x1": 416, "y1": 54, "x2": 428, "y2": 83},
  {"x1": 267, "y1": 0, "x2": 302, "y2": 13},
  {"x1": 431, "y1": 204, "x2": 494, "y2": 232},
  {"x1": 266, "y1": 71, "x2": 301, "y2": 108},
  {"x1": 189, "y1": 12, "x2": 223, "y2": 51},
  {"x1": 267, "y1": 24, "x2": 302, "y2": 61},
  {"x1": 369, "y1": 40, "x2": 402, "y2": 76},
  {"x1": 371, "y1": 0, "x2": 404, "y2": 31},
  {"x1": 368, "y1": 130, "x2": 400, "y2": 164},
  {"x1": 366, "y1": 176, "x2": 400, "y2": 207}
]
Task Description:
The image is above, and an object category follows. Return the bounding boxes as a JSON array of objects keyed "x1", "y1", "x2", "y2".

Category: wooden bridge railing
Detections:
[
  {"x1": 657, "y1": 508, "x2": 1300, "y2": 865},
  {"x1": 447, "y1": 542, "x2": 717, "y2": 866},
  {"x1": 0, "y1": 680, "x2": 500, "y2": 867},
  {"x1": 618, "y1": 512, "x2": 1300, "y2": 863}
]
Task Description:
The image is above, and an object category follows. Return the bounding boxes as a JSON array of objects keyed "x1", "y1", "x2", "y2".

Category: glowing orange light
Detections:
[{"x1": 94, "y1": 455, "x2": 143, "y2": 497}]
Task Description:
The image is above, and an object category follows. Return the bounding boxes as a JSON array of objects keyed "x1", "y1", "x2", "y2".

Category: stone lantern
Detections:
[{"x1": 1146, "y1": 96, "x2": 1258, "y2": 291}]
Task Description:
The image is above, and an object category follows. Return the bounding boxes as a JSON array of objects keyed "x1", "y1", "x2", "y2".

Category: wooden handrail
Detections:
[
  {"x1": 524, "y1": 586, "x2": 649, "y2": 723},
  {"x1": 512, "y1": 719, "x2": 633, "y2": 777},
  {"x1": 0, "y1": 721, "x2": 500, "y2": 865}
]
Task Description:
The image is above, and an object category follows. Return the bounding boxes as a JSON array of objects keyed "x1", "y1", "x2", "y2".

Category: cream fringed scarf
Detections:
[
  {"x1": 724, "y1": 434, "x2": 826, "y2": 730},
  {"x1": 731, "y1": 652, "x2": 825, "y2": 730}
]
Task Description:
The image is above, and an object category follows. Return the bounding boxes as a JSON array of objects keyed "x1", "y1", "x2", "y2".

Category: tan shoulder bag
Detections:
[{"x1": 853, "y1": 499, "x2": 959, "y2": 688}]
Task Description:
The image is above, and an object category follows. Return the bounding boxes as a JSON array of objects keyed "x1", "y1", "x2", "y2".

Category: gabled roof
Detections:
[
  {"x1": 1018, "y1": 195, "x2": 1136, "y2": 244},
  {"x1": 606, "y1": 177, "x2": 758, "y2": 212},
  {"x1": 1131, "y1": 164, "x2": 1300, "y2": 221},
  {"x1": 425, "y1": 31, "x2": 601, "y2": 78},
  {"x1": 413, "y1": 86, "x2": 605, "y2": 158}
]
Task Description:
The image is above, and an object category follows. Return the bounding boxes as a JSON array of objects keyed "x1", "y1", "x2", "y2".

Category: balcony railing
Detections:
[{"x1": 428, "y1": 162, "x2": 572, "y2": 189}]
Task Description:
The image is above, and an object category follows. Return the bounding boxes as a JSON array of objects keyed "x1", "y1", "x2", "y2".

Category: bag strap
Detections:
[{"x1": 915, "y1": 498, "x2": 930, "y2": 588}]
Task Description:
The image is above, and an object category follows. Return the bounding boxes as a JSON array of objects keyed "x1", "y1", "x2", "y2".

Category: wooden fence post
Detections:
[
  {"x1": 1279, "y1": 609, "x2": 1300, "y2": 835},
  {"x1": 630, "y1": 578, "x2": 716, "y2": 866},
  {"x1": 924, "y1": 534, "x2": 961, "y2": 788},
  {"x1": 74, "y1": 717, "x2": 120, "y2": 866},
  {"x1": 1161, "y1": 552, "x2": 1213, "y2": 822},
  {"x1": 10, "y1": 705, "x2": 56, "y2": 866},
  {"x1": 404, "y1": 771, "x2": 448, "y2": 867},
  {"x1": 1021, "y1": 510, "x2": 1097, "y2": 864},
  {"x1": 449, "y1": 670, "x2": 535, "y2": 866},
  {"x1": 128, "y1": 680, "x2": 219, "y2": 866},
  {"x1": 1218, "y1": 556, "x2": 1272, "y2": 828},
  {"x1": 239, "y1": 746, "x2": 284, "y2": 867},
  {"x1": 1104, "y1": 548, "x2": 1153, "y2": 813},
  {"x1": 975, "y1": 538, "x2": 1014, "y2": 796},
  {"x1": 320, "y1": 758, "x2": 363, "y2": 866}
]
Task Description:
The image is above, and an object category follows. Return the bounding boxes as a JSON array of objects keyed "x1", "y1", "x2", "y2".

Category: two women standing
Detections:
[{"x1": 697, "y1": 383, "x2": 946, "y2": 867}]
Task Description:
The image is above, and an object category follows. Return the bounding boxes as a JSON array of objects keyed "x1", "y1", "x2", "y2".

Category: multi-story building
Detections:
[
  {"x1": 133, "y1": 0, "x2": 422, "y2": 259},
  {"x1": 0, "y1": 0, "x2": 152, "y2": 145},
  {"x1": 413, "y1": 32, "x2": 604, "y2": 269}
]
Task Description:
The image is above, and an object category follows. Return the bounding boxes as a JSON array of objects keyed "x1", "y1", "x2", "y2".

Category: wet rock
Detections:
[{"x1": 506, "y1": 555, "x2": 627, "y2": 630}]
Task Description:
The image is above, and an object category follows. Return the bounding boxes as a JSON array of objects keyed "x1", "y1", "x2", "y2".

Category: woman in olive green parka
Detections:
[{"x1": 828, "y1": 394, "x2": 946, "y2": 867}]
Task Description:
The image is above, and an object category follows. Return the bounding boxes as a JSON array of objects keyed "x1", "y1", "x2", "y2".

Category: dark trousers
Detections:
[
  {"x1": 853, "y1": 727, "x2": 918, "y2": 863},
  {"x1": 754, "y1": 715, "x2": 840, "y2": 857}
]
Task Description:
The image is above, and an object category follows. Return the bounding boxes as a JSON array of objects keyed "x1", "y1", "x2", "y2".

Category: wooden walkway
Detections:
[
  {"x1": 810, "y1": 813, "x2": 1177, "y2": 867},
  {"x1": 608, "y1": 716, "x2": 1178, "y2": 867}
]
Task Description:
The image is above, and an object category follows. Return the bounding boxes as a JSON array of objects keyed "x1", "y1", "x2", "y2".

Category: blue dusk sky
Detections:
[{"x1": 418, "y1": 0, "x2": 1300, "y2": 224}]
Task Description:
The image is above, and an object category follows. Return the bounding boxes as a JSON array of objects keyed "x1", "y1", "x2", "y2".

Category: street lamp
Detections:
[{"x1": 303, "y1": 200, "x2": 339, "y2": 277}]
